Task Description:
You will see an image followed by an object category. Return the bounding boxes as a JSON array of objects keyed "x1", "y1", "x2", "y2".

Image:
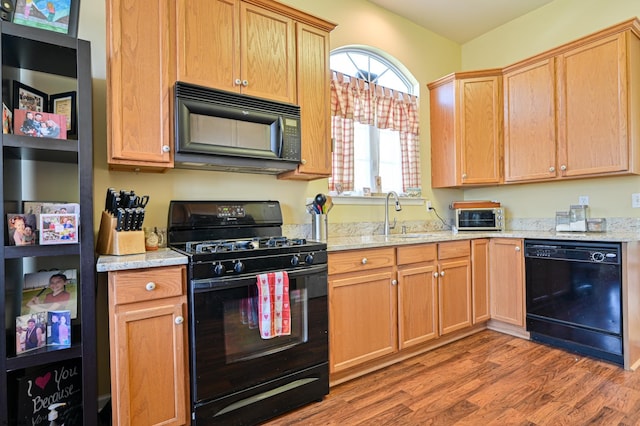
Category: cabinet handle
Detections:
[
  {"x1": 515, "y1": 246, "x2": 521, "y2": 252},
  {"x1": 162, "y1": 145, "x2": 170, "y2": 153},
  {"x1": 361, "y1": 258, "x2": 368, "y2": 265},
  {"x1": 549, "y1": 166, "x2": 555, "y2": 172},
  {"x1": 462, "y1": 173, "x2": 467, "y2": 179},
  {"x1": 301, "y1": 159, "x2": 307, "y2": 165},
  {"x1": 242, "y1": 80, "x2": 249, "y2": 87},
  {"x1": 433, "y1": 272, "x2": 439, "y2": 278},
  {"x1": 235, "y1": 78, "x2": 242, "y2": 85},
  {"x1": 175, "y1": 316, "x2": 184, "y2": 325},
  {"x1": 391, "y1": 279, "x2": 397, "y2": 286},
  {"x1": 440, "y1": 271, "x2": 445, "y2": 277},
  {"x1": 145, "y1": 282, "x2": 156, "y2": 291},
  {"x1": 560, "y1": 164, "x2": 567, "y2": 171}
]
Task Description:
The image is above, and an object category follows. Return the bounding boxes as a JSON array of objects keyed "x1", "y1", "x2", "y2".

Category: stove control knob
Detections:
[
  {"x1": 305, "y1": 253, "x2": 314, "y2": 265},
  {"x1": 291, "y1": 254, "x2": 300, "y2": 266},
  {"x1": 213, "y1": 263, "x2": 226, "y2": 276},
  {"x1": 234, "y1": 261, "x2": 245, "y2": 273}
]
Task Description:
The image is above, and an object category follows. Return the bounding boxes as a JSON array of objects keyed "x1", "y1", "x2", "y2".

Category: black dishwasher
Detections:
[{"x1": 524, "y1": 239, "x2": 622, "y2": 365}]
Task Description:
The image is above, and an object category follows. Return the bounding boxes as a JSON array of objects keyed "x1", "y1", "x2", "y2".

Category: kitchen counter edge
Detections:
[
  {"x1": 96, "y1": 248, "x2": 189, "y2": 272},
  {"x1": 327, "y1": 230, "x2": 640, "y2": 251}
]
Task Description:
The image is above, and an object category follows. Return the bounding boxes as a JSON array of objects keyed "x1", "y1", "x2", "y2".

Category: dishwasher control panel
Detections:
[{"x1": 524, "y1": 240, "x2": 620, "y2": 264}]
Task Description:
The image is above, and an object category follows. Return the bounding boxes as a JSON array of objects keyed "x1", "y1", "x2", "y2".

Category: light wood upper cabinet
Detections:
[
  {"x1": 504, "y1": 21, "x2": 640, "y2": 183},
  {"x1": 176, "y1": 0, "x2": 239, "y2": 93},
  {"x1": 428, "y1": 69, "x2": 503, "y2": 188},
  {"x1": 489, "y1": 238, "x2": 524, "y2": 327},
  {"x1": 279, "y1": 22, "x2": 333, "y2": 179},
  {"x1": 557, "y1": 31, "x2": 637, "y2": 178},
  {"x1": 177, "y1": 0, "x2": 295, "y2": 103},
  {"x1": 503, "y1": 58, "x2": 557, "y2": 182},
  {"x1": 106, "y1": 0, "x2": 175, "y2": 171}
]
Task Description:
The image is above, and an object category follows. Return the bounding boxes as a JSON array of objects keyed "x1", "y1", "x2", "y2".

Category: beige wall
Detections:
[
  {"x1": 79, "y1": 0, "x2": 461, "y2": 232},
  {"x1": 461, "y1": 0, "x2": 640, "y2": 219}
]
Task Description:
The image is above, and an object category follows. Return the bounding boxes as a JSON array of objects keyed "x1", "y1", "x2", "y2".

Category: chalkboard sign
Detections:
[{"x1": 16, "y1": 359, "x2": 82, "y2": 425}]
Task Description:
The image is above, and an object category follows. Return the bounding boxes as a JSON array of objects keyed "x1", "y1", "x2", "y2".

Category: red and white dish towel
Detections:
[{"x1": 256, "y1": 271, "x2": 291, "y2": 339}]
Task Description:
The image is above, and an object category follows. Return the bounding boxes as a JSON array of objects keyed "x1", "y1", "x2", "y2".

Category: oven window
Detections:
[
  {"x1": 458, "y1": 210, "x2": 495, "y2": 227},
  {"x1": 190, "y1": 114, "x2": 271, "y2": 150},
  {"x1": 223, "y1": 287, "x2": 308, "y2": 363}
]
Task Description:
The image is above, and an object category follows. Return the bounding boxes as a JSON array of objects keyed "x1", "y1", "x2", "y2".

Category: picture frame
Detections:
[
  {"x1": 6, "y1": 213, "x2": 37, "y2": 246},
  {"x1": 12, "y1": 0, "x2": 80, "y2": 37},
  {"x1": 13, "y1": 81, "x2": 47, "y2": 112},
  {"x1": 15, "y1": 311, "x2": 47, "y2": 354},
  {"x1": 49, "y1": 91, "x2": 76, "y2": 135},
  {"x1": 39, "y1": 213, "x2": 77, "y2": 244},
  {"x1": 13, "y1": 109, "x2": 67, "y2": 139},
  {"x1": 21, "y1": 269, "x2": 78, "y2": 319}
]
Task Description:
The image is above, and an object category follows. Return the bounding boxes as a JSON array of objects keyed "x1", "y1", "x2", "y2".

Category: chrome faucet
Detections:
[{"x1": 384, "y1": 191, "x2": 402, "y2": 236}]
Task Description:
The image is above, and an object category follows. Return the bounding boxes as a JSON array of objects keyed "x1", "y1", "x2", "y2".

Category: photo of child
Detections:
[
  {"x1": 6, "y1": 214, "x2": 37, "y2": 246},
  {"x1": 21, "y1": 269, "x2": 78, "y2": 319},
  {"x1": 13, "y1": 109, "x2": 67, "y2": 139}
]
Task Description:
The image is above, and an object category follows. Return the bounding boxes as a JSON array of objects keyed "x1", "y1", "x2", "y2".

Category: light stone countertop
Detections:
[
  {"x1": 96, "y1": 248, "x2": 188, "y2": 272},
  {"x1": 326, "y1": 230, "x2": 640, "y2": 252}
]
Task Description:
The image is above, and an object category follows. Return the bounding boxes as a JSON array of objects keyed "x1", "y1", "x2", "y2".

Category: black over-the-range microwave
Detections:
[{"x1": 174, "y1": 82, "x2": 302, "y2": 174}]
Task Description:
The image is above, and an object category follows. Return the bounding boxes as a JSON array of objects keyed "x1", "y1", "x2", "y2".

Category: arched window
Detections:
[{"x1": 329, "y1": 47, "x2": 420, "y2": 195}]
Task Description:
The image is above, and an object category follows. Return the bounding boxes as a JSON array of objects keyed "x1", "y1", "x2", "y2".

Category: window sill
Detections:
[{"x1": 320, "y1": 195, "x2": 425, "y2": 206}]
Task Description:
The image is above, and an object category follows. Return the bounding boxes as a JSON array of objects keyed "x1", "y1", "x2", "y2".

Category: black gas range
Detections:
[{"x1": 167, "y1": 200, "x2": 329, "y2": 425}]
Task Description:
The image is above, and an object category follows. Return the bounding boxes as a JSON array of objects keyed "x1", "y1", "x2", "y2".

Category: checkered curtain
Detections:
[{"x1": 329, "y1": 71, "x2": 421, "y2": 192}]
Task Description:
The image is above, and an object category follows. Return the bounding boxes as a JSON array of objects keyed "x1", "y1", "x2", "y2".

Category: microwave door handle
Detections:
[{"x1": 277, "y1": 116, "x2": 284, "y2": 157}]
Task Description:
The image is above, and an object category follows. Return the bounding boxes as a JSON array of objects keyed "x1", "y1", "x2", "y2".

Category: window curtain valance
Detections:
[{"x1": 329, "y1": 71, "x2": 421, "y2": 192}]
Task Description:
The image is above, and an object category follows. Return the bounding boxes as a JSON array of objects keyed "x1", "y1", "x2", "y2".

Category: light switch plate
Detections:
[
  {"x1": 578, "y1": 196, "x2": 589, "y2": 206},
  {"x1": 633, "y1": 193, "x2": 640, "y2": 208}
]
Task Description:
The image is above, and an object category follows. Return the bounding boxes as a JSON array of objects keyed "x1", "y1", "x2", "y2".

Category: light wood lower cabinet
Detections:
[
  {"x1": 329, "y1": 241, "x2": 478, "y2": 382},
  {"x1": 328, "y1": 248, "x2": 396, "y2": 374},
  {"x1": 471, "y1": 239, "x2": 491, "y2": 323},
  {"x1": 489, "y1": 238, "x2": 525, "y2": 328},
  {"x1": 108, "y1": 265, "x2": 190, "y2": 426},
  {"x1": 437, "y1": 241, "x2": 472, "y2": 335},
  {"x1": 396, "y1": 244, "x2": 439, "y2": 349}
]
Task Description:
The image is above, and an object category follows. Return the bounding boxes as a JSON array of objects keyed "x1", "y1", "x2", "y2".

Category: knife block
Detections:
[{"x1": 97, "y1": 210, "x2": 145, "y2": 255}]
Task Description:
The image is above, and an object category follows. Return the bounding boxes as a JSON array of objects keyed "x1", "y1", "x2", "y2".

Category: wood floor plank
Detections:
[{"x1": 264, "y1": 330, "x2": 640, "y2": 425}]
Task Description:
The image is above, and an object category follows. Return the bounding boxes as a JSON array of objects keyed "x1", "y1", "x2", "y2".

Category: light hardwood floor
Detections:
[{"x1": 264, "y1": 330, "x2": 640, "y2": 425}]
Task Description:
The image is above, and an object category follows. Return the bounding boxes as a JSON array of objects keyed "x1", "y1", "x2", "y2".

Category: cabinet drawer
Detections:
[
  {"x1": 329, "y1": 248, "x2": 395, "y2": 275},
  {"x1": 397, "y1": 244, "x2": 437, "y2": 265},
  {"x1": 109, "y1": 265, "x2": 185, "y2": 305},
  {"x1": 438, "y1": 240, "x2": 471, "y2": 260}
]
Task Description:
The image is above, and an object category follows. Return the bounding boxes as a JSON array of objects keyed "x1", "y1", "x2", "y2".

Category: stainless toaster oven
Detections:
[{"x1": 455, "y1": 208, "x2": 504, "y2": 231}]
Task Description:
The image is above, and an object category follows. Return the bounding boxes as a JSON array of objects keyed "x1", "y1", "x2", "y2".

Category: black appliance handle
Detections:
[
  {"x1": 277, "y1": 116, "x2": 284, "y2": 157},
  {"x1": 192, "y1": 263, "x2": 328, "y2": 292}
]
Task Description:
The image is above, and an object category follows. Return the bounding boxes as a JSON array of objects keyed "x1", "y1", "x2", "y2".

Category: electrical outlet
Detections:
[
  {"x1": 633, "y1": 193, "x2": 640, "y2": 208},
  {"x1": 425, "y1": 200, "x2": 432, "y2": 211},
  {"x1": 578, "y1": 195, "x2": 589, "y2": 206}
]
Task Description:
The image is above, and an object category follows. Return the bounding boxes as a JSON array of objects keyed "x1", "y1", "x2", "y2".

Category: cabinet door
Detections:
[
  {"x1": 557, "y1": 33, "x2": 629, "y2": 177},
  {"x1": 397, "y1": 263, "x2": 438, "y2": 349},
  {"x1": 489, "y1": 238, "x2": 524, "y2": 326},
  {"x1": 438, "y1": 258, "x2": 472, "y2": 335},
  {"x1": 329, "y1": 269, "x2": 397, "y2": 373},
  {"x1": 110, "y1": 296, "x2": 188, "y2": 426},
  {"x1": 429, "y1": 77, "x2": 457, "y2": 188},
  {"x1": 176, "y1": 0, "x2": 239, "y2": 92},
  {"x1": 457, "y1": 75, "x2": 503, "y2": 185},
  {"x1": 240, "y1": 2, "x2": 296, "y2": 103},
  {"x1": 107, "y1": 0, "x2": 174, "y2": 169},
  {"x1": 504, "y1": 58, "x2": 558, "y2": 182},
  {"x1": 279, "y1": 23, "x2": 332, "y2": 180},
  {"x1": 471, "y1": 239, "x2": 490, "y2": 324}
]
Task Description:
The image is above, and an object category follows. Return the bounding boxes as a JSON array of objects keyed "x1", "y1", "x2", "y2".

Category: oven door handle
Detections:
[{"x1": 192, "y1": 264, "x2": 328, "y2": 291}]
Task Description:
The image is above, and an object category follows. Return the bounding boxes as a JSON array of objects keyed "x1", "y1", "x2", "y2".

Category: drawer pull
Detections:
[
  {"x1": 145, "y1": 282, "x2": 156, "y2": 291},
  {"x1": 361, "y1": 258, "x2": 368, "y2": 265},
  {"x1": 391, "y1": 279, "x2": 397, "y2": 286},
  {"x1": 175, "y1": 316, "x2": 184, "y2": 325},
  {"x1": 433, "y1": 272, "x2": 439, "y2": 278},
  {"x1": 440, "y1": 271, "x2": 445, "y2": 277}
]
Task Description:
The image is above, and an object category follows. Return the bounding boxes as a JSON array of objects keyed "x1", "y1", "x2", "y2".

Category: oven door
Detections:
[{"x1": 189, "y1": 264, "x2": 328, "y2": 406}]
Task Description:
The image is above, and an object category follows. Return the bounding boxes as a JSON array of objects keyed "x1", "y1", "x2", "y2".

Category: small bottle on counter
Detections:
[{"x1": 144, "y1": 227, "x2": 159, "y2": 251}]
